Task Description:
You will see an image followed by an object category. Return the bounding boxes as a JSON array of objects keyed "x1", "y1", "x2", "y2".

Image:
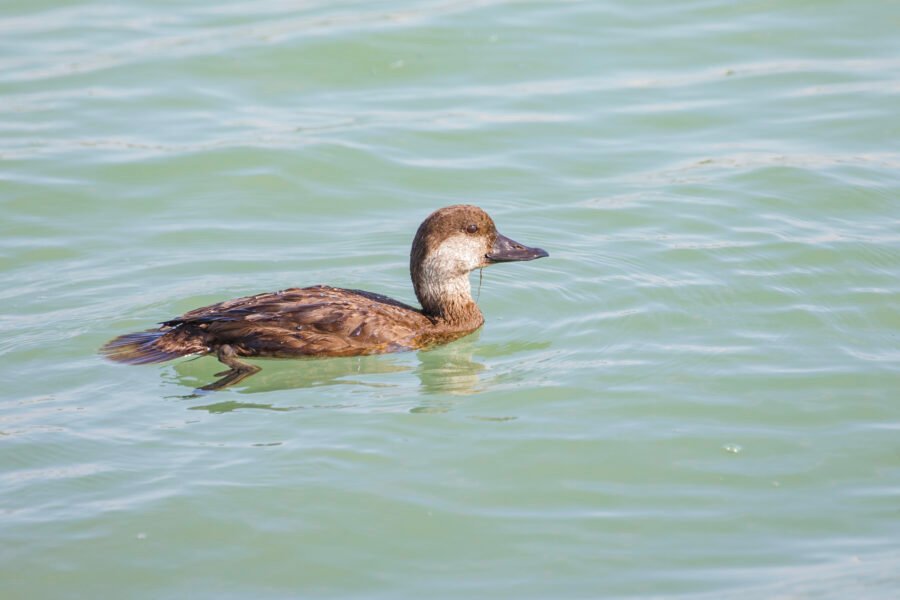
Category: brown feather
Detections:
[{"x1": 100, "y1": 330, "x2": 198, "y2": 364}]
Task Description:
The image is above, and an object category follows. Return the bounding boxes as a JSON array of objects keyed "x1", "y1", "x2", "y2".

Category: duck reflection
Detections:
[
  {"x1": 173, "y1": 333, "x2": 486, "y2": 412},
  {"x1": 414, "y1": 336, "x2": 486, "y2": 395}
]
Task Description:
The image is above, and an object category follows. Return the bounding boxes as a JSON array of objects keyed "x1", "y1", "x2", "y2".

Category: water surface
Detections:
[{"x1": 2, "y1": 1, "x2": 899, "y2": 598}]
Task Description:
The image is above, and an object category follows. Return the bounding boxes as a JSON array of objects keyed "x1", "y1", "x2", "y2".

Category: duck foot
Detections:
[
  {"x1": 197, "y1": 345, "x2": 261, "y2": 391},
  {"x1": 198, "y1": 367, "x2": 259, "y2": 391}
]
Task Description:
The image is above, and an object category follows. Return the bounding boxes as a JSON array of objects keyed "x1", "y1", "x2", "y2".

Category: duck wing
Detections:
[{"x1": 162, "y1": 285, "x2": 431, "y2": 358}]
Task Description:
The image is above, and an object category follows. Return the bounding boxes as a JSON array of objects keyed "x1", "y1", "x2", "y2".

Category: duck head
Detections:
[{"x1": 410, "y1": 205, "x2": 548, "y2": 321}]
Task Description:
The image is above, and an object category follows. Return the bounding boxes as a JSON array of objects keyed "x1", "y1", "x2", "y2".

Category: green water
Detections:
[{"x1": 2, "y1": 0, "x2": 899, "y2": 597}]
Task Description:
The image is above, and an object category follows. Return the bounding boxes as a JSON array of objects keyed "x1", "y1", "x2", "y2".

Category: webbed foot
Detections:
[{"x1": 197, "y1": 345, "x2": 261, "y2": 391}]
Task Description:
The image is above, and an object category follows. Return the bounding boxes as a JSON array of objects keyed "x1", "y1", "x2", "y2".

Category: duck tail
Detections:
[{"x1": 100, "y1": 330, "x2": 191, "y2": 365}]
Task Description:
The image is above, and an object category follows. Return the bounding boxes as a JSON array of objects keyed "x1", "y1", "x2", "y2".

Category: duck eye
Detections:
[{"x1": 466, "y1": 224, "x2": 478, "y2": 234}]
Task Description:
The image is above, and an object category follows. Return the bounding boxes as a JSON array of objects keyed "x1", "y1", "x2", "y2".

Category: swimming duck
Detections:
[{"x1": 102, "y1": 204, "x2": 548, "y2": 390}]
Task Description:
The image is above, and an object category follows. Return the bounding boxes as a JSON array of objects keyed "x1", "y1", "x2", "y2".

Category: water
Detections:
[{"x1": 2, "y1": 0, "x2": 899, "y2": 597}]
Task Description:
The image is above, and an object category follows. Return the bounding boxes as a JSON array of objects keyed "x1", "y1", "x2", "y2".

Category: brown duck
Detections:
[{"x1": 102, "y1": 205, "x2": 548, "y2": 390}]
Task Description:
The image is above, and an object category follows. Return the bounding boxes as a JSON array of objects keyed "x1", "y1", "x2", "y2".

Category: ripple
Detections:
[{"x1": 2, "y1": 0, "x2": 899, "y2": 597}]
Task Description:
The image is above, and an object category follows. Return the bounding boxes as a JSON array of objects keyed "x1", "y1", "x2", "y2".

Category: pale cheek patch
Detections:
[
  {"x1": 424, "y1": 234, "x2": 486, "y2": 275},
  {"x1": 416, "y1": 234, "x2": 487, "y2": 311}
]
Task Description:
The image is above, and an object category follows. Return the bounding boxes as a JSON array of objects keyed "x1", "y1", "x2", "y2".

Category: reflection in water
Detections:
[
  {"x1": 170, "y1": 332, "x2": 488, "y2": 413},
  {"x1": 171, "y1": 353, "x2": 411, "y2": 393},
  {"x1": 414, "y1": 334, "x2": 486, "y2": 395},
  {"x1": 187, "y1": 400, "x2": 298, "y2": 414}
]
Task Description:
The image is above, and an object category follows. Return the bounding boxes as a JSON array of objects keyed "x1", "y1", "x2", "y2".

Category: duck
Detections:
[{"x1": 101, "y1": 204, "x2": 548, "y2": 390}]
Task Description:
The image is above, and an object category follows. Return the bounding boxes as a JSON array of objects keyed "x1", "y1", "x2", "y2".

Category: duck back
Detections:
[{"x1": 102, "y1": 285, "x2": 436, "y2": 364}]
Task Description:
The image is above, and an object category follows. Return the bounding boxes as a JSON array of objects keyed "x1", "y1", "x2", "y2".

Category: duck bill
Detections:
[{"x1": 486, "y1": 233, "x2": 549, "y2": 263}]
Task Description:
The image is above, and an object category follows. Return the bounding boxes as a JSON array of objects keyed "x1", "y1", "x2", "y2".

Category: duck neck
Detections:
[{"x1": 413, "y1": 271, "x2": 484, "y2": 329}]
